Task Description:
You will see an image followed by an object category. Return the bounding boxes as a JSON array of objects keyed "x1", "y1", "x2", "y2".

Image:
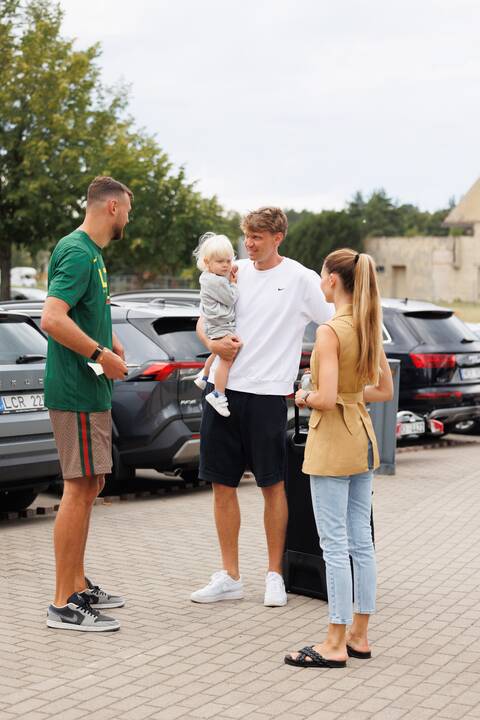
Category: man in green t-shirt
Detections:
[{"x1": 41, "y1": 176, "x2": 131, "y2": 632}]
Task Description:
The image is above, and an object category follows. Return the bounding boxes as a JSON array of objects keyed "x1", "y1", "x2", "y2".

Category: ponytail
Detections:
[
  {"x1": 352, "y1": 254, "x2": 382, "y2": 384},
  {"x1": 324, "y1": 248, "x2": 382, "y2": 384}
]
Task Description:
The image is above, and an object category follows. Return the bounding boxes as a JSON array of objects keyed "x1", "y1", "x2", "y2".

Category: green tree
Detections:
[
  {"x1": 0, "y1": 0, "x2": 122, "y2": 298},
  {"x1": 348, "y1": 190, "x2": 451, "y2": 239},
  {"x1": 282, "y1": 211, "x2": 362, "y2": 271},
  {"x1": 0, "y1": 0, "x2": 236, "y2": 298}
]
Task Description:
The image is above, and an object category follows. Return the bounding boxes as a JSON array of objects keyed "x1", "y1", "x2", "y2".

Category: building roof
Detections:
[{"x1": 444, "y1": 177, "x2": 480, "y2": 227}]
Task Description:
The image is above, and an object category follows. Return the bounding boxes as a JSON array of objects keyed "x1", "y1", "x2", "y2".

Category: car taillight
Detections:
[
  {"x1": 414, "y1": 390, "x2": 462, "y2": 400},
  {"x1": 409, "y1": 353, "x2": 456, "y2": 369},
  {"x1": 137, "y1": 362, "x2": 203, "y2": 381},
  {"x1": 428, "y1": 419, "x2": 444, "y2": 434}
]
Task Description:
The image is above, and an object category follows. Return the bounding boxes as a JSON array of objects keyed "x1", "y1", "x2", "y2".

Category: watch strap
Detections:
[{"x1": 90, "y1": 344, "x2": 105, "y2": 362}]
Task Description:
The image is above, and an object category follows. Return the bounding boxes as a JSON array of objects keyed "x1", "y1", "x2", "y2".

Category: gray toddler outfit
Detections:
[{"x1": 199, "y1": 271, "x2": 238, "y2": 339}]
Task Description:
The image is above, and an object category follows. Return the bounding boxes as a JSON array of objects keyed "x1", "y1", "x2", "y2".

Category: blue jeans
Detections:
[{"x1": 310, "y1": 467, "x2": 376, "y2": 624}]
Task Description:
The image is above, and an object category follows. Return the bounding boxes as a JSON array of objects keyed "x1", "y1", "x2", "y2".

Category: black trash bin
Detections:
[{"x1": 283, "y1": 406, "x2": 374, "y2": 601}]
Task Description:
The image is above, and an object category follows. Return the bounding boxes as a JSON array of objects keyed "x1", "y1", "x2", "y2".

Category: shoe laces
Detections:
[
  {"x1": 209, "y1": 571, "x2": 227, "y2": 585},
  {"x1": 76, "y1": 596, "x2": 100, "y2": 619},
  {"x1": 90, "y1": 584, "x2": 108, "y2": 599}
]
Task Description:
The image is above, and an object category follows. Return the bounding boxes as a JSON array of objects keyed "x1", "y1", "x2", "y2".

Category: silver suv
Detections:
[{"x1": 0, "y1": 311, "x2": 60, "y2": 511}]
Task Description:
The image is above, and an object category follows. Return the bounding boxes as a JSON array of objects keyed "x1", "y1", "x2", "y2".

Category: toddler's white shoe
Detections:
[
  {"x1": 264, "y1": 571, "x2": 287, "y2": 607},
  {"x1": 191, "y1": 571, "x2": 244, "y2": 603},
  {"x1": 194, "y1": 372, "x2": 207, "y2": 390},
  {"x1": 205, "y1": 391, "x2": 230, "y2": 417}
]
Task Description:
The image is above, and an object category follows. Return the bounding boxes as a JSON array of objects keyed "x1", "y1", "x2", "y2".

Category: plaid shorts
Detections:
[{"x1": 49, "y1": 409, "x2": 112, "y2": 480}]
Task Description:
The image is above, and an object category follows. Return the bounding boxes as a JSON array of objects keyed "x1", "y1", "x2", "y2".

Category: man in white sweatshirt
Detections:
[{"x1": 193, "y1": 207, "x2": 333, "y2": 606}]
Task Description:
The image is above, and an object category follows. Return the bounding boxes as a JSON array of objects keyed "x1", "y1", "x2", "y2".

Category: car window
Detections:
[
  {"x1": 112, "y1": 321, "x2": 168, "y2": 366},
  {"x1": 0, "y1": 320, "x2": 47, "y2": 365},
  {"x1": 152, "y1": 317, "x2": 208, "y2": 360},
  {"x1": 403, "y1": 312, "x2": 478, "y2": 345}
]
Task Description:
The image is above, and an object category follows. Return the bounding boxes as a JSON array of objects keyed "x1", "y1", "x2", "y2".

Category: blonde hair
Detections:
[
  {"x1": 324, "y1": 248, "x2": 382, "y2": 384},
  {"x1": 193, "y1": 232, "x2": 235, "y2": 272}
]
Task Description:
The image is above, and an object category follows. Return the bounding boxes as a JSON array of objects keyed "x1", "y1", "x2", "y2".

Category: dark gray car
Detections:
[
  {"x1": 2, "y1": 300, "x2": 206, "y2": 494},
  {"x1": 0, "y1": 311, "x2": 60, "y2": 510}
]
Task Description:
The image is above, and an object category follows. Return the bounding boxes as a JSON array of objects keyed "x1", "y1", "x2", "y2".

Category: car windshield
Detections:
[
  {"x1": 0, "y1": 320, "x2": 47, "y2": 365},
  {"x1": 112, "y1": 321, "x2": 168, "y2": 366},
  {"x1": 403, "y1": 312, "x2": 478, "y2": 345},
  {"x1": 152, "y1": 317, "x2": 208, "y2": 360}
]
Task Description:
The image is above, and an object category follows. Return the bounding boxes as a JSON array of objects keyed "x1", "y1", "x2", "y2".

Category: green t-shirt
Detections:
[{"x1": 44, "y1": 230, "x2": 113, "y2": 412}]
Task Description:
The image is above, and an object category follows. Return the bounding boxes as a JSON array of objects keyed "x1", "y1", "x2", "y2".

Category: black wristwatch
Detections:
[{"x1": 90, "y1": 344, "x2": 105, "y2": 362}]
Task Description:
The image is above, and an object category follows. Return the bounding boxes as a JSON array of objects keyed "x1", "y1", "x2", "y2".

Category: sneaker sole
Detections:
[
  {"x1": 194, "y1": 380, "x2": 206, "y2": 390},
  {"x1": 46, "y1": 619, "x2": 120, "y2": 632},
  {"x1": 264, "y1": 598, "x2": 288, "y2": 607},
  {"x1": 191, "y1": 590, "x2": 244, "y2": 603}
]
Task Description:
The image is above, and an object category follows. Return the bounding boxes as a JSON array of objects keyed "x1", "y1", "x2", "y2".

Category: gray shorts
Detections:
[{"x1": 206, "y1": 324, "x2": 237, "y2": 340}]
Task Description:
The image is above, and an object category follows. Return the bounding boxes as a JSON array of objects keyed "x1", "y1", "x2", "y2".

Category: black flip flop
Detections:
[
  {"x1": 284, "y1": 646, "x2": 347, "y2": 668},
  {"x1": 347, "y1": 644, "x2": 371, "y2": 659}
]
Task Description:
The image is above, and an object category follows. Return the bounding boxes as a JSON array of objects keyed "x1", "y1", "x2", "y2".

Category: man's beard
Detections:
[{"x1": 111, "y1": 223, "x2": 125, "y2": 241}]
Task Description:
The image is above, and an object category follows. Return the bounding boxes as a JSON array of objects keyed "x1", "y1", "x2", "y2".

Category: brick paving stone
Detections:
[{"x1": 2, "y1": 444, "x2": 480, "y2": 720}]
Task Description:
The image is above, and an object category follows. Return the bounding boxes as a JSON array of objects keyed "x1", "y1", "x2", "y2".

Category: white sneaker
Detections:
[
  {"x1": 205, "y1": 391, "x2": 230, "y2": 417},
  {"x1": 194, "y1": 372, "x2": 207, "y2": 390},
  {"x1": 191, "y1": 571, "x2": 244, "y2": 603},
  {"x1": 264, "y1": 571, "x2": 287, "y2": 607}
]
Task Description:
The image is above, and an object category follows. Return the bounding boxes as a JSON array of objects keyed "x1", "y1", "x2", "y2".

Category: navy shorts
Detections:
[{"x1": 199, "y1": 384, "x2": 287, "y2": 488}]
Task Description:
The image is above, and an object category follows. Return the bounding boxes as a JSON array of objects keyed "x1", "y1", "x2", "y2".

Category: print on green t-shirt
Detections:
[{"x1": 44, "y1": 230, "x2": 113, "y2": 412}]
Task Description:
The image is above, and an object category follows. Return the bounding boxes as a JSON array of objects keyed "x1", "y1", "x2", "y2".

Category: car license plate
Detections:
[
  {"x1": 460, "y1": 367, "x2": 480, "y2": 380},
  {"x1": 398, "y1": 420, "x2": 425, "y2": 436},
  {"x1": 0, "y1": 392, "x2": 45, "y2": 413}
]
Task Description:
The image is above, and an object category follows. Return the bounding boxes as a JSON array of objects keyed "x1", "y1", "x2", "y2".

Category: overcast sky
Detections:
[{"x1": 59, "y1": 0, "x2": 480, "y2": 214}]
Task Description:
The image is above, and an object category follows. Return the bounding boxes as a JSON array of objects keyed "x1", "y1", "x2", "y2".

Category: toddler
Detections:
[{"x1": 193, "y1": 232, "x2": 239, "y2": 417}]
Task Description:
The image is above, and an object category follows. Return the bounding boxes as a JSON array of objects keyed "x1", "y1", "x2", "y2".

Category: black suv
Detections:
[
  {"x1": 1, "y1": 300, "x2": 206, "y2": 493},
  {"x1": 382, "y1": 299, "x2": 480, "y2": 431}
]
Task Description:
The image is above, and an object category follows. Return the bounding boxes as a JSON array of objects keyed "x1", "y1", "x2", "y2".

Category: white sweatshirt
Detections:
[{"x1": 208, "y1": 257, "x2": 334, "y2": 396}]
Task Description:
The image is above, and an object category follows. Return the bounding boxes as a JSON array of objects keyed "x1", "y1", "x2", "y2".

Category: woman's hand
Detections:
[{"x1": 295, "y1": 389, "x2": 308, "y2": 408}]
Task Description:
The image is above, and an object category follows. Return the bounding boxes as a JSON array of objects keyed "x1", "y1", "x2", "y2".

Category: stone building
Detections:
[{"x1": 365, "y1": 178, "x2": 480, "y2": 303}]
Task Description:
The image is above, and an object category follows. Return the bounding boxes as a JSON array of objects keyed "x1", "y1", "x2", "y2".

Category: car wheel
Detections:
[
  {"x1": 178, "y1": 468, "x2": 202, "y2": 485},
  {"x1": 0, "y1": 489, "x2": 38, "y2": 512},
  {"x1": 452, "y1": 419, "x2": 480, "y2": 435},
  {"x1": 102, "y1": 446, "x2": 135, "y2": 496}
]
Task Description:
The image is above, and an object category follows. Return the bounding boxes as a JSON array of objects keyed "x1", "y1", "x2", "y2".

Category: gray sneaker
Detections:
[
  {"x1": 47, "y1": 592, "x2": 120, "y2": 632},
  {"x1": 81, "y1": 577, "x2": 125, "y2": 609}
]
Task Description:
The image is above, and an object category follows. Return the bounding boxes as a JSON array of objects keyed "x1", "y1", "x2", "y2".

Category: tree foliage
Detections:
[
  {"x1": 0, "y1": 0, "x2": 236, "y2": 298},
  {"x1": 283, "y1": 191, "x2": 453, "y2": 268},
  {"x1": 347, "y1": 189, "x2": 451, "y2": 237},
  {"x1": 282, "y1": 211, "x2": 362, "y2": 271}
]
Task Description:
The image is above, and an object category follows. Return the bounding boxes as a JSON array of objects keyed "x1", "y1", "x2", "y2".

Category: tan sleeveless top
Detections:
[{"x1": 302, "y1": 304, "x2": 380, "y2": 477}]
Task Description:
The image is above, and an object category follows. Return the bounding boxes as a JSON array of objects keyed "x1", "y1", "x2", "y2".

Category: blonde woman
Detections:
[{"x1": 285, "y1": 249, "x2": 393, "y2": 669}]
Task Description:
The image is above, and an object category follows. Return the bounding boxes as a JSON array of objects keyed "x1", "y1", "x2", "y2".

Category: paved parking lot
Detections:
[{"x1": 2, "y1": 440, "x2": 480, "y2": 720}]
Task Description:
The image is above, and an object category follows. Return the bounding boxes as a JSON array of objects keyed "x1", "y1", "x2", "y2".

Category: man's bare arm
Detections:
[
  {"x1": 41, "y1": 297, "x2": 128, "y2": 380},
  {"x1": 196, "y1": 316, "x2": 242, "y2": 362}
]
